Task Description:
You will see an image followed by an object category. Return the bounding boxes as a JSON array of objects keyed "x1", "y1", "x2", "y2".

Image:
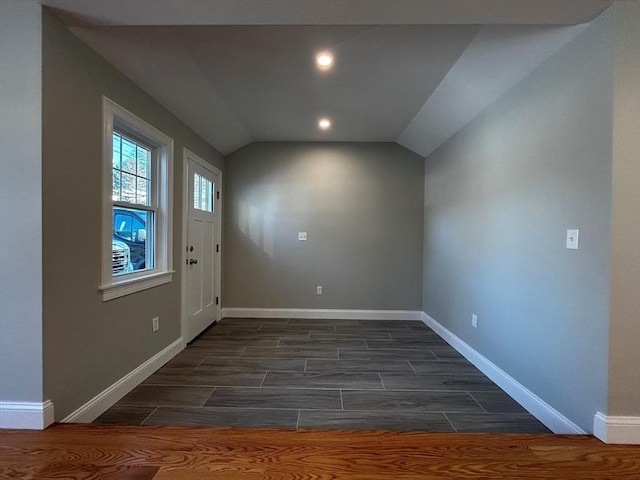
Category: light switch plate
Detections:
[
  {"x1": 566, "y1": 229, "x2": 579, "y2": 249},
  {"x1": 298, "y1": 232, "x2": 308, "y2": 241}
]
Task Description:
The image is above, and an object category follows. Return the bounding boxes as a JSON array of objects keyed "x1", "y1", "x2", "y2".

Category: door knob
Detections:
[{"x1": 189, "y1": 259, "x2": 198, "y2": 265}]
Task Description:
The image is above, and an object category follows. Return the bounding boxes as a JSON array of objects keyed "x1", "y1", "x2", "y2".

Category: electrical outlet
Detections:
[
  {"x1": 298, "y1": 232, "x2": 308, "y2": 241},
  {"x1": 471, "y1": 314, "x2": 478, "y2": 328},
  {"x1": 316, "y1": 285, "x2": 323, "y2": 295},
  {"x1": 152, "y1": 317, "x2": 160, "y2": 333}
]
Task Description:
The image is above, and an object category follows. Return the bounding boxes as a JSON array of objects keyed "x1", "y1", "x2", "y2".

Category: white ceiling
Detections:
[
  {"x1": 42, "y1": 0, "x2": 612, "y2": 156},
  {"x1": 43, "y1": 0, "x2": 613, "y2": 26}
]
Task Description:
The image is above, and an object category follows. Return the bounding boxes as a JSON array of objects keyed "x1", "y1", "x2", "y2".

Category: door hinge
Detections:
[
  {"x1": 216, "y1": 191, "x2": 220, "y2": 200},
  {"x1": 216, "y1": 244, "x2": 219, "y2": 253},
  {"x1": 215, "y1": 296, "x2": 219, "y2": 305}
]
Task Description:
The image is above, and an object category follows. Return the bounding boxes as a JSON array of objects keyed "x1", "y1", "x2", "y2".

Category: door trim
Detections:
[{"x1": 181, "y1": 148, "x2": 222, "y2": 343}]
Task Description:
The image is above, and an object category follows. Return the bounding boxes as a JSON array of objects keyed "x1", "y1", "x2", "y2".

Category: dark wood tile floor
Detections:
[{"x1": 95, "y1": 318, "x2": 551, "y2": 433}]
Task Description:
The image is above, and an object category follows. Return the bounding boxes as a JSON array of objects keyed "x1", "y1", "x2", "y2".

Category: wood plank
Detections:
[
  {"x1": 1, "y1": 424, "x2": 639, "y2": 479},
  {"x1": 143, "y1": 407, "x2": 299, "y2": 428},
  {"x1": 203, "y1": 387, "x2": 342, "y2": 410},
  {"x1": 297, "y1": 410, "x2": 455, "y2": 431},
  {"x1": 36, "y1": 463, "x2": 159, "y2": 479}
]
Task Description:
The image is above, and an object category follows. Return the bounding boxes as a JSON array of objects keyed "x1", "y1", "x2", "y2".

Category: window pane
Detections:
[
  {"x1": 206, "y1": 181, "x2": 214, "y2": 212},
  {"x1": 193, "y1": 173, "x2": 201, "y2": 210},
  {"x1": 112, "y1": 133, "x2": 121, "y2": 170},
  {"x1": 112, "y1": 131, "x2": 153, "y2": 207},
  {"x1": 120, "y1": 172, "x2": 137, "y2": 203},
  {"x1": 112, "y1": 169, "x2": 121, "y2": 202},
  {"x1": 121, "y1": 138, "x2": 137, "y2": 173},
  {"x1": 112, "y1": 206, "x2": 153, "y2": 275},
  {"x1": 136, "y1": 146, "x2": 150, "y2": 179},
  {"x1": 136, "y1": 177, "x2": 150, "y2": 206},
  {"x1": 193, "y1": 173, "x2": 214, "y2": 212},
  {"x1": 201, "y1": 176, "x2": 208, "y2": 211}
]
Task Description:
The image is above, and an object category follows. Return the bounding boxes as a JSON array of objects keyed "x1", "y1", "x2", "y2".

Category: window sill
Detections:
[{"x1": 99, "y1": 270, "x2": 174, "y2": 301}]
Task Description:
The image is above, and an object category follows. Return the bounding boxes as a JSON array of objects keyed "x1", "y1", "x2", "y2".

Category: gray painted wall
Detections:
[
  {"x1": 608, "y1": 0, "x2": 640, "y2": 418},
  {"x1": 224, "y1": 142, "x2": 424, "y2": 310},
  {"x1": 0, "y1": 0, "x2": 44, "y2": 405},
  {"x1": 42, "y1": 10, "x2": 223, "y2": 419},
  {"x1": 422, "y1": 12, "x2": 613, "y2": 431}
]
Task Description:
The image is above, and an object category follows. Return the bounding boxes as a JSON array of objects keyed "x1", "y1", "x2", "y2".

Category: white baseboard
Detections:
[
  {"x1": 421, "y1": 312, "x2": 585, "y2": 435},
  {"x1": 593, "y1": 412, "x2": 640, "y2": 444},
  {"x1": 222, "y1": 308, "x2": 423, "y2": 321},
  {"x1": 0, "y1": 400, "x2": 55, "y2": 429},
  {"x1": 61, "y1": 338, "x2": 184, "y2": 423}
]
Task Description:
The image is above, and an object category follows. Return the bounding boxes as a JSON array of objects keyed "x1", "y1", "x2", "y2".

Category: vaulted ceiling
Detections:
[{"x1": 42, "y1": 0, "x2": 612, "y2": 156}]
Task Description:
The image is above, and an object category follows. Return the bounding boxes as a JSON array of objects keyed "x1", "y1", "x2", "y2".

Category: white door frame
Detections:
[{"x1": 181, "y1": 148, "x2": 222, "y2": 344}]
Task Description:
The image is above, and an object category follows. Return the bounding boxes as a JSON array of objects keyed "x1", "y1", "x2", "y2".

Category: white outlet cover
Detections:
[
  {"x1": 298, "y1": 232, "x2": 308, "y2": 241},
  {"x1": 566, "y1": 229, "x2": 579, "y2": 249},
  {"x1": 471, "y1": 314, "x2": 478, "y2": 328},
  {"x1": 316, "y1": 286, "x2": 323, "y2": 295}
]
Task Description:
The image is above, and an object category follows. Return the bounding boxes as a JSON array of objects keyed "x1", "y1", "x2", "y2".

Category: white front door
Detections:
[{"x1": 185, "y1": 153, "x2": 221, "y2": 343}]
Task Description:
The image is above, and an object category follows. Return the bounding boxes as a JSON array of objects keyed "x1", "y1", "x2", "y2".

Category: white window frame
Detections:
[{"x1": 99, "y1": 97, "x2": 174, "y2": 301}]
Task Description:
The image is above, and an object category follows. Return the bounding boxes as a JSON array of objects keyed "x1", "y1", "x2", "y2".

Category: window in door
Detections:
[{"x1": 193, "y1": 172, "x2": 214, "y2": 212}]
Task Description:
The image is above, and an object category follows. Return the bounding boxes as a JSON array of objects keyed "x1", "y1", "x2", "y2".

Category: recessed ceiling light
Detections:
[
  {"x1": 316, "y1": 52, "x2": 334, "y2": 70},
  {"x1": 318, "y1": 118, "x2": 331, "y2": 130}
]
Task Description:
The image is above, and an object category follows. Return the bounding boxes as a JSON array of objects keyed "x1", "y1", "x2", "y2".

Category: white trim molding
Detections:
[
  {"x1": 593, "y1": 412, "x2": 640, "y2": 444},
  {"x1": 99, "y1": 270, "x2": 174, "y2": 301},
  {"x1": 61, "y1": 338, "x2": 183, "y2": 423},
  {"x1": 100, "y1": 96, "x2": 174, "y2": 302},
  {"x1": 0, "y1": 400, "x2": 54, "y2": 429},
  {"x1": 222, "y1": 308, "x2": 424, "y2": 321},
  {"x1": 421, "y1": 312, "x2": 586, "y2": 435},
  {"x1": 181, "y1": 148, "x2": 223, "y2": 344}
]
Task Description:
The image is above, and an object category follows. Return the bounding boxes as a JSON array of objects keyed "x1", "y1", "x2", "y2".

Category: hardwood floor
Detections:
[{"x1": 1, "y1": 424, "x2": 639, "y2": 479}]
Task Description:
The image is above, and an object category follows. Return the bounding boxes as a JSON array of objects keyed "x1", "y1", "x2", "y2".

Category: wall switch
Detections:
[
  {"x1": 298, "y1": 232, "x2": 308, "y2": 241},
  {"x1": 566, "y1": 229, "x2": 579, "y2": 249},
  {"x1": 471, "y1": 314, "x2": 478, "y2": 328},
  {"x1": 316, "y1": 285, "x2": 323, "y2": 295},
  {"x1": 152, "y1": 317, "x2": 160, "y2": 333}
]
